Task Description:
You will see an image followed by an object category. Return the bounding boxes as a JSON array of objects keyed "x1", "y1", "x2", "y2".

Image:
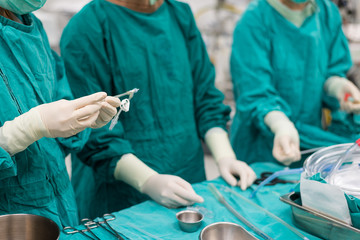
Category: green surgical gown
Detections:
[
  {"x1": 61, "y1": 0, "x2": 231, "y2": 218},
  {"x1": 0, "y1": 14, "x2": 90, "y2": 227},
  {"x1": 230, "y1": 0, "x2": 356, "y2": 166}
]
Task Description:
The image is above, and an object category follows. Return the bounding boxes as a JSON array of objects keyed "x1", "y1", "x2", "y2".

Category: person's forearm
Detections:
[
  {"x1": 114, "y1": 153, "x2": 158, "y2": 191},
  {"x1": 0, "y1": 108, "x2": 48, "y2": 156},
  {"x1": 204, "y1": 127, "x2": 236, "y2": 162},
  {"x1": 264, "y1": 111, "x2": 294, "y2": 135}
]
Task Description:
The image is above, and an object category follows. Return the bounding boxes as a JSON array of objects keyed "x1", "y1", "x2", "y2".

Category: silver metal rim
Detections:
[{"x1": 176, "y1": 210, "x2": 204, "y2": 223}]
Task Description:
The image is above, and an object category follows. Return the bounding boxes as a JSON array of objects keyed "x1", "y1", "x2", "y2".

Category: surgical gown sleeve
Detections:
[
  {"x1": 323, "y1": 7, "x2": 352, "y2": 109},
  {"x1": 60, "y1": 13, "x2": 134, "y2": 181},
  {"x1": 184, "y1": 6, "x2": 231, "y2": 138},
  {"x1": 230, "y1": 11, "x2": 291, "y2": 136},
  {"x1": 0, "y1": 147, "x2": 16, "y2": 180},
  {"x1": 325, "y1": 7, "x2": 352, "y2": 80}
]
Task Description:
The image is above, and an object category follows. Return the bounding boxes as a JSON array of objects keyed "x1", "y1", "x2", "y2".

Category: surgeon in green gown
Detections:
[
  {"x1": 61, "y1": 0, "x2": 257, "y2": 219},
  {"x1": 0, "y1": 0, "x2": 120, "y2": 227},
  {"x1": 230, "y1": 0, "x2": 360, "y2": 167}
]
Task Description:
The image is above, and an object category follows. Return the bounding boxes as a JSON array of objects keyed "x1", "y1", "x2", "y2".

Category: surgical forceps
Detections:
[
  {"x1": 95, "y1": 214, "x2": 124, "y2": 240},
  {"x1": 81, "y1": 219, "x2": 101, "y2": 240},
  {"x1": 63, "y1": 224, "x2": 99, "y2": 240},
  {"x1": 63, "y1": 214, "x2": 123, "y2": 240},
  {"x1": 81, "y1": 215, "x2": 125, "y2": 240},
  {"x1": 109, "y1": 88, "x2": 139, "y2": 130}
]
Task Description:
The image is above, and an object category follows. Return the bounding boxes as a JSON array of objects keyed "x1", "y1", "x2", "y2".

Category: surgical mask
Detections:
[
  {"x1": 0, "y1": 0, "x2": 46, "y2": 15},
  {"x1": 290, "y1": 0, "x2": 309, "y2": 3}
]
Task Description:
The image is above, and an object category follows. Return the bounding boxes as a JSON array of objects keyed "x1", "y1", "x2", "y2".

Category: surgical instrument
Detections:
[
  {"x1": 97, "y1": 214, "x2": 125, "y2": 240},
  {"x1": 63, "y1": 214, "x2": 122, "y2": 240},
  {"x1": 208, "y1": 183, "x2": 274, "y2": 240},
  {"x1": 81, "y1": 219, "x2": 101, "y2": 240},
  {"x1": 63, "y1": 226, "x2": 98, "y2": 240},
  {"x1": 109, "y1": 88, "x2": 139, "y2": 130},
  {"x1": 113, "y1": 88, "x2": 139, "y2": 99},
  {"x1": 222, "y1": 186, "x2": 309, "y2": 240},
  {"x1": 300, "y1": 147, "x2": 325, "y2": 155},
  {"x1": 249, "y1": 168, "x2": 303, "y2": 199},
  {"x1": 254, "y1": 172, "x2": 298, "y2": 186}
]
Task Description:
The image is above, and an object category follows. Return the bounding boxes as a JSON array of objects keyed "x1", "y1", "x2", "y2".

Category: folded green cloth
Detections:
[{"x1": 346, "y1": 195, "x2": 360, "y2": 229}]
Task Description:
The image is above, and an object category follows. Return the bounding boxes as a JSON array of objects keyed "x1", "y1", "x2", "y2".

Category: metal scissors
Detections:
[{"x1": 254, "y1": 172, "x2": 298, "y2": 186}]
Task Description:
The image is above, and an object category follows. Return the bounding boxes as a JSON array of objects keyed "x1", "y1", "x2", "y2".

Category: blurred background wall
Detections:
[{"x1": 34, "y1": 0, "x2": 360, "y2": 113}]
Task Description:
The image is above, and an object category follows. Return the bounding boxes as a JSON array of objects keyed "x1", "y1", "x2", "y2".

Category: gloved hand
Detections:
[
  {"x1": 35, "y1": 92, "x2": 107, "y2": 138},
  {"x1": 204, "y1": 127, "x2": 256, "y2": 190},
  {"x1": 92, "y1": 96, "x2": 121, "y2": 128},
  {"x1": 324, "y1": 76, "x2": 360, "y2": 114},
  {"x1": 264, "y1": 111, "x2": 301, "y2": 166},
  {"x1": 141, "y1": 174, "x2": 204, "y2": 208},
  {"x1": 0, "y1": 92, "x2": 111, "y2": 156},
  {"x1": 217, "y1": 157, "x2": 257, "y2": 190},
  {"x1": 114, "y1": 153, "x2": 204, "y2": 208}
]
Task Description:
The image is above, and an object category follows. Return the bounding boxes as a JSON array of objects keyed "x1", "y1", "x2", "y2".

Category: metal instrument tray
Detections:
[{"x1": 280, "y1": 192, "x2": 360, "y2": 240}]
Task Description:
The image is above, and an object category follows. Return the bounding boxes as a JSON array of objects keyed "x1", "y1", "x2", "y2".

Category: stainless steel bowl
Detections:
[
  {"x1": 0, "y1": 214, "x2": 60, "y2": 240},
  {"x1": 199, "y1": 222, "x2": 259, "y2": 240},
  {"x1": 176, "y1": 210, "x2": 203, "y2": 233}
]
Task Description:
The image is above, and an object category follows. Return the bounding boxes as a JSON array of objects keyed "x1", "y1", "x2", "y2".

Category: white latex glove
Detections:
[
  {"x1": 141, "y1": 174, "x2": 204, "y2": 208},
  {"x1": 36, "y1": 92, "x2": 108, "y2": 138},
  {"x1": 204, "y1": 127, "x2": 257, "y2": 190},
  {"x1": 324, "y1": 76, "x2": 360, "y2": 114},
  {"x1": 114, "y1": 154, "x2": 204, "y2": 208},
  {"x1": 217, "y1": 157, "x2": 257, "y2": 190},
  {"x1": 0, "y1": 92, "x2": 108, "y2": 156},
  {"x1": 264, "y1": 111, "x2": 301, "y2": 166},
  {"x1": 92, "y1": 96, "x2": 121, "y2": 128}
]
